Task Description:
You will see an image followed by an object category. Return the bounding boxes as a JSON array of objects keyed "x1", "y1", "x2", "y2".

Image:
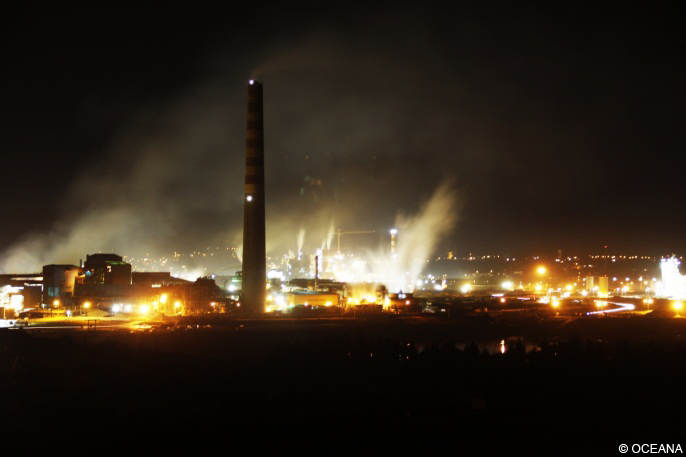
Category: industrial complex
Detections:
[{"x1": 1, "y1": 81, "x2": 686, "y2": 325}]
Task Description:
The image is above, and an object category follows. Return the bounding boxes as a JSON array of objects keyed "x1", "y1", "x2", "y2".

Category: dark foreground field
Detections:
[{"x1": 1, "y1": 316, "x2": 684, "y2": 455}]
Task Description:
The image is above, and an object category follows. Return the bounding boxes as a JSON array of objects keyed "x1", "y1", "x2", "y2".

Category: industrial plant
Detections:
[{"x1": 1, "y1": 81, "x2": 686, "y2": 325}]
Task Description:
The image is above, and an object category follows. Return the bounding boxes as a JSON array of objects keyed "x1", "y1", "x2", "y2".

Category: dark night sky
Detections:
[{"x1": 1, "y1": 1, "x2": 685, "y2": 271}]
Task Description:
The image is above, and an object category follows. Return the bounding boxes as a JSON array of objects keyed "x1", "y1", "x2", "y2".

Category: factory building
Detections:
[
  {"x1": 0, "y1": 273, "x2": 42, "y2": 317},
  {"x1": 131, "y1": 273, "x2": 226, "y2": 315},
  {"x1": 74, "y1": 254, "x2": 132, "y2": 304},
  {"x1": 1, "y1": 253, "x2": 229, "y2": 317},
  {"x1": 70, "y1": 253, "x2": 226, "y2": 315},
  {"x1": 585, "y1": 276, "x2": 609, "y2": 297},
  {"x1": 242, "y1": 79, "x2": 267, "y2": 314},
  {"x1": 82, "y1": 253, "x2": 132, "y2": 285},
  {"x1": 285, "y1": 290, "x2": 340, "y2": 307},
  {"x1": 388, "y1": 292, "x2": 420, "y2": 313},
  {"x1": 42, "y1": 264, "x2": 81, "y2": 308}
]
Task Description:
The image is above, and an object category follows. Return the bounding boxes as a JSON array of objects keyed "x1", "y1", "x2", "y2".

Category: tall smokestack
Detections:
[{"x1": 242, "y1": 80, "x2": 266, "y2": 314}]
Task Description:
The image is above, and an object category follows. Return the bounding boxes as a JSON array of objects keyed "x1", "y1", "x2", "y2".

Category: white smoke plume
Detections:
[
  {"x1": 297, "y1": 227, "x2": 306, "y2": 255},
  {"x1": 325, "y1": 220, "x2": 335, "y2": 251},
  {"x1": 369, "y1": 182, "x2": 459, "y2": 292},
  {"x1": 0, "y1": 17, "x2": 468, "y2": 274}
]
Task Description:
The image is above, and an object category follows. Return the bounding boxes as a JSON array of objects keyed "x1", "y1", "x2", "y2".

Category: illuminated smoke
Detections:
[
  {"x1": 369, "y1": 182, "x2": 458, "y2": 292},
  {"x1": 235, "y1": 246, "x2": 243, "y2": 265},
  {"x1": 0, "y1": 20, "x2": 470, "y2": 274},
  {"x1": 0, "y1": 77, "x2": 243, "y2": 273},
  {"x1": 325, "y1": 220, "x2": 335, "y2": 251},
  {"x1": 297, "y1": 227, "x2": 305, "y2": 256}
]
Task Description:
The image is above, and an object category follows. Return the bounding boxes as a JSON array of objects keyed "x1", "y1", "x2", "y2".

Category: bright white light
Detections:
[
  {"x1": 246, "y1": 195, "x2": 253, "y2": 202},
  {"x1": 390, "y1": 228, "x2": 398, "y2": 235},
  {"x1": 267, "y1": 270, "x2": 283, "y2": 280},
  {"x1": 588, "y1": 301, "x2": 635, "y2": 315},
  {"x1": 460, "y1": 284, "x2": 471, "y2": 294},
  {"x1": 249, "y1": 80, "x2": 254, "y2": 85},
  {"x1": 501, "y1": 281, "x2": 514, "y2": 290},
  {"x1": 660, "y1": 258, "x2": 686, "y2": 299}
]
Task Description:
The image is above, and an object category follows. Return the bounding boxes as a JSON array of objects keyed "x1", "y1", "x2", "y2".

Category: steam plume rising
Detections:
[
  {"x1": 296, "y1": 227, "x2": 306, "y2": 255},
  {"x1": 1, "y1": 19, "x2": 471, "y2": 273},
  {"x1": 370, "y1": 182, "x2": 459, "y2": 292},
  {"x1": 325, "y1": 220, "x2": 335, "y2": 251}
]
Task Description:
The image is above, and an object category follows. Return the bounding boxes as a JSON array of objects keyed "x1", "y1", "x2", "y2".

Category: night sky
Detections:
[{"x1": 1, "y1": 1, "x2": 685, "y2": 271}]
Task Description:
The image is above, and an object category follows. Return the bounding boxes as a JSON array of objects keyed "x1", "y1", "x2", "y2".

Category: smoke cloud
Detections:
[
  {"x1": 369, "y1": 182, "x2": 459, "y2": 292},
  {"x1": 1, "y1": 13, "x2": 470, "y2": 274}
]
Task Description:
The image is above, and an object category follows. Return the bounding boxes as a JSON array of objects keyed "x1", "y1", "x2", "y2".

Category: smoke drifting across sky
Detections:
[
  {"x1": 0, "y1": 11, "x2": 464, "y2": 272},
  {"x1": 1, "y1": 1, "x2": 685, "y2": 272}
]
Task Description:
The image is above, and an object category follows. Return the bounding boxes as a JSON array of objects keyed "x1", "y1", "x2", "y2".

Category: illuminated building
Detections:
[
  {"x1": 42, "y1": 264, "x2": 81, "y2": 308},
  {"x1": 0, "y1": 273, "x2": 42, "y2": 314},
  {"x1": 388, "y1": 292, "x2": 418, "y2": 312},
  {"x1": 69, "y1": 253, "x2": 227, "y2": 314},
  {"x1": 82, "y1": 253, "x2": 132, "y2": 286},
  {"x1": 585, "y1": 276, "x2": 608, "y2": 297},
  {"x1": 285, "y1": 290, "x2": 340, "y2": 307},
  {"x1": 75, "y1": 254, "x2": 132, "y2": 301},
  {"x1": 242, "y1": 79, "x2": 267, "y2": 314},
  {"x1": 658, "y1": 257, "x2": 686, "y2": 299}
]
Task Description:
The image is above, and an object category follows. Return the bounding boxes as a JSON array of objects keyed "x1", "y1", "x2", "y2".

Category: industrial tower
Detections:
[{"x1": 241, "y1": 80, "x2": 266, "y2": 314}]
